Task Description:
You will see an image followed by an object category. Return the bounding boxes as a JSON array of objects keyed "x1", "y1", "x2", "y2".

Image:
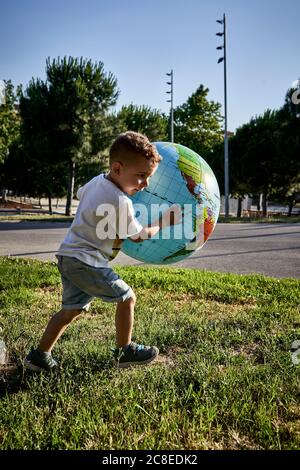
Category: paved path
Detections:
[{"x1": 0, "y1": 221, "x2": 299, "y2": 279}]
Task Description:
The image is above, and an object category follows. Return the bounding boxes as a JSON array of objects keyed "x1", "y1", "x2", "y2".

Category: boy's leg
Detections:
[
  {"x1": 114, "y1": 291, "x2": 159, "y2": 368},
  {"x1": 24, "y1": 308, "x2": 84, "y2": 371},
  {"x1": 115, "y1": 293, "x2": 136, "y2": 348},
  {"x1": 38, "y1": 308, "x2": 84, "y2": 353}
]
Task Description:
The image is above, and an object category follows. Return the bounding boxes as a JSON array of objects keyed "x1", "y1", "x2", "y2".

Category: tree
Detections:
[
  {"x1": 46, "y1": 57, "x2": 119, "y2": 215},
  {"x1": 216, "y1": 108, "x2": 299, "y2": 217},
  {"x1": 116, "y1": 104, "x2": 168, "y2": 141},
  {"x1": 0, "y1": 81, "x2": 21, "y2": 199},
  {"x1": 14, "y1": 57, "x2": 118, "y2": 215},
  {"x1": 0, "y1": 81, "x2": 21, "y2": 164},
  {"x1": 174, "y1": 85, "x2": 223, "y2": 155},
  {"x1": 231, "y1": 111, "x2": 283, "y2": 216},
  {"x1": 274, "y1": 84, "x2": 300, "y2": 214},
  {"x1": 8, "y1": 57, "x2": 119, "y2": 214},
  {"x1": 12, "y1": 78, "x2": 67, "y2": 212},
  {"x1": 208, "y1": 82, "x2": 300, "y2": 217}
]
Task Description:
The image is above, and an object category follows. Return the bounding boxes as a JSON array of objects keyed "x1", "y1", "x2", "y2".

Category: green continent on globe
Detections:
[
  {"x1": 176, "y1": 143, "x2": 217, "y2": 241},
  {"x1": 176, "y1": 144, "x2": 203, "y2": 189}
]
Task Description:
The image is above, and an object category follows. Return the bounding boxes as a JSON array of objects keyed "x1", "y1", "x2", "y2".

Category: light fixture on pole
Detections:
[
  {"x1": 216, "y1": 13, "x2": 229, "y2": 217},
  {"x1": 166, "y1": 69, "x2": 174, "y2": 142}
]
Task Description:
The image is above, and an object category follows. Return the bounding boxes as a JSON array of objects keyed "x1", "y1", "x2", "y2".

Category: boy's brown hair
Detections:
[{"x1": 109, "y1": 131, "x2": 162, "y2": 166}]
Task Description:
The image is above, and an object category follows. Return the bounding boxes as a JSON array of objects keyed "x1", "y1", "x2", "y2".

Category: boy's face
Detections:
[{"x1": 111, "y1": 157, "x2": 158, "y2": 196}]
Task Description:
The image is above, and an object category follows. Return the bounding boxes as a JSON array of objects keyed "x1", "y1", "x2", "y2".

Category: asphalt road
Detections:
[{"x1": 0, "y1": 220, "x2": 299, "y2": 279}]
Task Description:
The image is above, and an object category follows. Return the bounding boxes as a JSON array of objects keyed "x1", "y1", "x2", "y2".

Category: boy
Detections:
[{"x1": 25, "y1": 131, "x2": 181, "y2": 371}]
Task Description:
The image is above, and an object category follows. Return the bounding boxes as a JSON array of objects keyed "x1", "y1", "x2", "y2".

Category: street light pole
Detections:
[
  {"x1": 166, "y1": 69, "x2": 174, "y2": 142},
  {"x1": 216, "y1": 13, "x2": 229, "y2": 217}
]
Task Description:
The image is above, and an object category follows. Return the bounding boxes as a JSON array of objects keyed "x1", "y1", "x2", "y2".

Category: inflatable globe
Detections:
[{"x1": 121, "y1": 142, "x2": 220, "y2": 264}]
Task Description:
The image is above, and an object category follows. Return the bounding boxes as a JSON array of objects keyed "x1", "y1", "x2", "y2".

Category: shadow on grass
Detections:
[
  {"x1": 0, "y1": 363, "x2": 28, "y2": 397},
  {"x1": 0, "y1": 353, "x2": 115, "y2": 398}
]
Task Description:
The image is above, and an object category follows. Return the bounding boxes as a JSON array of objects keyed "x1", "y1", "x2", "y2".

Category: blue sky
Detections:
[{"x1": 1, "y1": 0, "x2": 299, "y2": 131}]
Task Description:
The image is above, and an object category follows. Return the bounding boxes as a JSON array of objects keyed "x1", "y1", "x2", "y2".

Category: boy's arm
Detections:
[{"x1": 129, "y1": 204, "x2": 182, "y2": 243}]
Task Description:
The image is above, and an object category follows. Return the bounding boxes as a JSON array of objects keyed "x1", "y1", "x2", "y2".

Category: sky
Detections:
[{"x1": 1, "y1": 0, "x2": 299, "y2": 131}]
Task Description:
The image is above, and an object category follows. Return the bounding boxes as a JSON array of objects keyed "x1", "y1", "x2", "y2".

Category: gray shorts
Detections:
[{"x1": 56, "y1": 255, "x2": 134, "y2": 311}]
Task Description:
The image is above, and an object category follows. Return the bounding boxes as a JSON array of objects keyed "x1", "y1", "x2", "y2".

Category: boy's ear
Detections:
[{"x1": 111, "y1": 161, "x2": 123, "y2": 175}]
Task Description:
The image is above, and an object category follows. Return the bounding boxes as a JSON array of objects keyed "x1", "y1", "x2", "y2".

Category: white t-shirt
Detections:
[{"x1": 57, "y1": 174, "x2": 143, "y2": 267}]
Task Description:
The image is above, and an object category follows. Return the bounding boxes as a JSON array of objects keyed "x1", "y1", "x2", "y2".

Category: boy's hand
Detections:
[
  {"x1": 160, "y1": 204, "x2": 182, "y2": 228},
  {"x1": 129, "y1": 204, "x2": 182, "y2": 243}
]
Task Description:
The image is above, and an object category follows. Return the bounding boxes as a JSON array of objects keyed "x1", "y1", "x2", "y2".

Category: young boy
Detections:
[{"x1": 25, "y1": 131, "x2": 181, "y2": 371}]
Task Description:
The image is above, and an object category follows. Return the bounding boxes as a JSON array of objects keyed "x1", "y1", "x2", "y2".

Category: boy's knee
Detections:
[
  {"x1": 125, "y1": 290, "x2": 136, "y2": 305},
  {"x1": 60, "y1": 308, "x2": 84, "y2": 324}
]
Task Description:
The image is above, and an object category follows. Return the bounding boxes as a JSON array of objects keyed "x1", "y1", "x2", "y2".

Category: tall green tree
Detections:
[
  {"x1": 13, "y1": 78, "x2": 67, "y2": 211},
  {"x1": 174, "y1": 85, "x2": 223, "y2": 155},
  {"x1": 46, "y1": 57, "x2": 119, "y2": 215},
  {"x1": 229, "y1": 110, "x2": 282, "y2": 216},
  {"x1": 209, "y1": 83, "x2": 300, "y2": 216},
  {"x1": 0, "y1": 81, "x2": 21, "y2": 198},
  {"x1": 211, "y1": 107, "x2": 300, "y2": 216},
  {"x1": 19, "y1": 57, "x2": 119, "y2": 215},
  {"x1": 116, "y1": 104, "x2": 168, "y2": 141},
  {"x1": 274, "y1": 83, "x2": 300, "y2": 214},
  {"x1": 245, "y1": 108, "x2": 300, "y2": 215},
  {"x1": 0, "y1": 81, "x2": 21, "y2": 164}
]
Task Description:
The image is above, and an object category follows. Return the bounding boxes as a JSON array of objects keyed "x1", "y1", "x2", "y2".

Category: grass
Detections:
[
  {"x1": 0, "y1": 256, "x2": 300, "y2": 450},
  {"x1": 218, "y1": 215, "x2": 300, "y2": 224},
  {"x1": 0, "y1": 214, "x2": 74, "y2": 222}
]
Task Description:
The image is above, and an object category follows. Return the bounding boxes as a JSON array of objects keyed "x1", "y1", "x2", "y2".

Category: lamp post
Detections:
[
  {"x1": 216, "y1": 14, "x2": 229, "y2": 217},
  {"x1": 166, "y1": 69, "x2": 174, "y2": 142}
]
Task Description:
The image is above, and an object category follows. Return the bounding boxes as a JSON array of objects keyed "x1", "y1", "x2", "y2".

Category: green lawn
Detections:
[
  {"x1": 0, "y1": 256, "x2": 299, "y2": 450},
  {"x1": 218, "y1": 215, "x2": 300, "y2": 224},
  {"x1": 0, "y1": 214, "x2": 74, "y2": 222}
]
